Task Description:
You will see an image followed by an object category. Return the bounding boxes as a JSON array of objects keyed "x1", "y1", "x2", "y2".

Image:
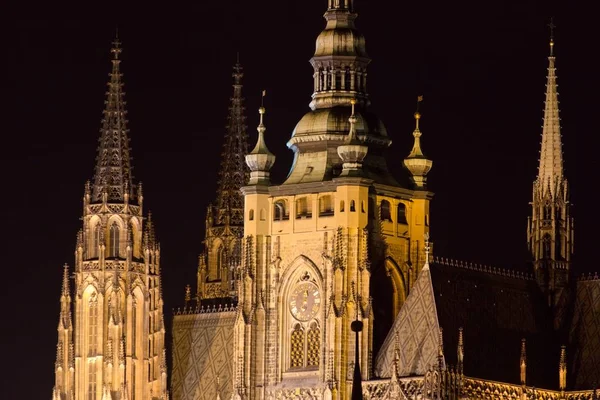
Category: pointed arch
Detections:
[
  {"x1": 278, "y1": 255, "x2": 324, "y2": 296},
  {"x1": 106, "y1": 216, "x2": 124, "y2": 258},
  {"x1": 279, "y1": 255, "x2": 324, "y2": 373},
  {"x1": 88, "y1": 216, "x2": 101, "y2": 259},
  {"x1": 385, "y1": 257, "x2": 408, "y2": 317},
  {"x1": 131, "y1": 287, "x2": 145, "y2": 359},
  {"x1": 129, "y1": 217, "x2": 141, "y2": 259}
]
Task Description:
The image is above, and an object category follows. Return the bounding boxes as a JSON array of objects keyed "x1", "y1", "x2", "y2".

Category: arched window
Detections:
[
  {"x1": 397, "y1": 203, "x2": 408, "y2": 224},
  {"x1": 109, "y1": 222, "x2": 120, "y2": 258},
  {"x1": 381, "y1": 200, "x2": 392, "y2": 222},
  {"x1": 319, "y1": 195, "x2": 334, "y2": 216},
  {"x1": 361, "y1": 201, "x2": 366, "y2": 213},
  {"x1": 340, "y1": 200, "x2": 345, "y2": 213},
  {"x1": 296, "y1": 197, "x2": 311, "y2": 218},
  {"x1": 307, "y1": 323, "x2": 321, "y2": 367},
  {"x1": 91, "y1": 224, "x2": 100, "y2": 258},
  {"x1": 88, "y1": 293, "x2": 98, "y2": 356},
  {"x1": 274, "y1": 200, "x2": 289, "y2": 221},
  {"x1": 216, "y1": 245, "x2": 224, "y2": 281},
  {"x1": 260, "y1": 209, "x2": 266, "y2": 221},
  {"x1": 249, "y1": 209, "x2": 254, "y2": 221},
  {"x1": 290, "y1": 324, "x2": 305, "y2": 369},
  {"x1": 350, "y1": 200, "x2": 356, "y2": 212}
]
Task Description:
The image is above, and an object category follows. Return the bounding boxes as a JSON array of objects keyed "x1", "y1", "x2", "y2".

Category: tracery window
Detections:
[
  {"x1": 307, "y1": 323, "x2": 321, "y2": 367},
  {"x1": 109, "y1": 222, "x2": 120, "y2": 258},
  {"x1": 88, "y1": 294, "x2": 98, "y2": 355},
  {"x1": 88, "y1": 360, "x2": 97, "y2": 400},
  {"x1": 290, "y1": 324, "x2": 304, "y2": 369}
]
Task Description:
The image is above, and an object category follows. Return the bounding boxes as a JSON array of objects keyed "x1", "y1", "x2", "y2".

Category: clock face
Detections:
[{"x1": 289, "y1": 282, "x2": 321, "y2": 322}]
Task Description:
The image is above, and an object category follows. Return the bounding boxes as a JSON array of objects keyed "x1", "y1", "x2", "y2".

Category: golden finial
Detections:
[
  {"x1": 414, "y1": 95, "x2": 423, "y2": 129},
  {"x1": 548, "y1": 18, "x2": 556, "y2": 56},
  {"x1": 259, "y1": 90, "x2": 267, "y2": 124}
]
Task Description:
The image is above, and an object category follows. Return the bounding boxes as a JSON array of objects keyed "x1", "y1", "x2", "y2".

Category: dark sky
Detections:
[{"x1": 1, "y1": 0, "x2": 596, "y2": 398}]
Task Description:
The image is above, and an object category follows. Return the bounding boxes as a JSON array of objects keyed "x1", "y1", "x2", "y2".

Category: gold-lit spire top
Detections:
[
  {"x1": 549, "y1": 18, "x2": 556, "y2": 57},
  {"x1": 403, "y1": 96, "x2": 433, "y2": 189},
  {"x1": 245, "y1": 90, "x2": 276, "y2": 185}
]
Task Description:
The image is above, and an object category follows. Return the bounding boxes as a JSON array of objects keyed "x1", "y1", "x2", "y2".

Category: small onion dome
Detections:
[
  {"x1": 403, "y1": 112, "x2": 433, "y2": 189},
  {"x1": 245, "y1": 106, "x2": 276, "y2": 185},
  {"x1": 337, "y1": 99, "x2": 368, "y2": 176}
]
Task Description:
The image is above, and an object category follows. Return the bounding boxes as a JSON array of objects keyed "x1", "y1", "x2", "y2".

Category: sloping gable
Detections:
[{"x1": 374, "y1": 264, "x2": 443, "y2": 377}]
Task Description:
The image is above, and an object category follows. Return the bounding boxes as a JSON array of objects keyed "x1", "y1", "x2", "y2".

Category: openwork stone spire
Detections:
[
  {"x1": 527, "y1": 23, "x2": 573, "y2": 314},
  {"x1": 92, "y1": 36, "x2": 134, "y2": 203},
  {"x1": 213, "y1": 61, "x2": 249, "y2": 226},
  {"x1": 536, "y1": 24, "x2": 564, "y2": 198}
]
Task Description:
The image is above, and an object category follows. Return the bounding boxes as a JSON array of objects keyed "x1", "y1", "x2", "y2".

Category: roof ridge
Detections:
[{"x1": 432, "y1": 256, "x2": 534, "y2": 281}]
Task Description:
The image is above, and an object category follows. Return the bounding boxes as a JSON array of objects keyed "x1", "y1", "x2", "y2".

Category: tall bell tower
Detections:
[
  {"x1": 527, "y1": 26, "x2": 574, "y2": 311},
  {"x1": 232, "y1": 1, "x2": 434, "y2": 399},
  {"x1": 52, "y1": 37, "x2": 169, "y2": 400}
]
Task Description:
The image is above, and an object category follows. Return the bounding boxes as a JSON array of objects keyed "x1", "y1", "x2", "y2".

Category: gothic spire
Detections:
[
  {"x1": 92, "y1": 36, "x2": 134, "y2": 203},
  {"x1": 59, "y1": 264, "x2": 72, "y2": 329},
  {"x1": 213, "y1": 60, "x2": 249, "y2": 225},
  {"x1": 536, "y1": 21, "x2": 564, "y2": 198}
]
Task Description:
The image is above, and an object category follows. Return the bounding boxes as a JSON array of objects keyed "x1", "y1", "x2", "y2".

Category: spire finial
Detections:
[
  {"x1": 548, "y1": 18, "x2": 556, "y2": 56},
  {"x1": 348, "y1": 98, "x2": 359, "y2": 142},
  {"x1": 404, "y1": 96, "x2": 433, "y2": 189},
  {"x1": 245, "y1": 91, "x2": 275, "y2": 185},
  {"x1": 520, "y1": 338, "x2": 527, "y2": 386},
  {"x1": 111, "y1": 32, "x2": 122, "y2": 61},
  {"x1": 559, "y1": 345, "x2": 567, "y2": 393},
  {"x1": 422, "y1": 232, "x2": 431, "y2": 271},
  {"x1": 414, "y1": 95, "x2": 423, "y2": 130},
  {"x1": 62, "y1": 264, "x2": 70, "y2": 297},
  {"x1": 457, "y1": 327, "x2": 464, "y2": 374}
]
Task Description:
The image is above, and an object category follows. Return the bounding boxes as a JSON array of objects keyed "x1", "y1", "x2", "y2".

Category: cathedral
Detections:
[
  {"x1": 52, "y1": 38, "x2": 169, "y2": 400},
  {"x1": 53, "y1": 1, "x2": 599, "y2": 400}
]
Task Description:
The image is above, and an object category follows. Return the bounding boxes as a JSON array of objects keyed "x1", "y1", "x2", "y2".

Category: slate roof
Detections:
[{"x1": 376, "y1": 258, "x2": 600, "y2": 390}]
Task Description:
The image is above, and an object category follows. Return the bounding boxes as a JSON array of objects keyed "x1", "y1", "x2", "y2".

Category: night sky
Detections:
[{"x1": 2, "y1": 0, "x2": 597, "y2": 398}]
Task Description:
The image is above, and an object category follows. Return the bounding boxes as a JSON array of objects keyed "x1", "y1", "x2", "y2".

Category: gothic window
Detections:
[
  {"x1": 340, "y1": 200, "x2": 345, "y2": 213},
  {"x1": 249, "y1": 209, "x2": 254, "y2": 221},
  {"x1": 350, "y1": 200, "x2": 356, "y2": 212},
  {"x1": 381, "y1": 200, "x2": 392, "y2": 222},
  {"x1": 307, "y1": 323, "x2": 321, "y2": 367},
  {"x1": 290, "y1": 324, "x2": 305, "y2": 369},
  {"x1": 296, "y1": 197, "x2": 312, "y2": 218},
  {"x1": 543, "y1": 234, "x2": 551, "y2": 259},
  {"x1": 397, "y1": 203, "x2": 408, "y2": 224},
  {"x1": 88, "y1": 294, "x2": 98, "y2": 356},
  {"x1": 319, "y1": 195, "x2": 334, "y2": 216},
  {"x1": 89, "y1": 223, "x2": 100, "y2": 259},
  {"x1": 216, "y1": 244, "x2": 224, "y2": 281},
  {"x1": 132, "y1": 299, "x2": 137, "y2": 357},
  {"x1": 274, "y1": 200, "x2": 289, "y2": 221},
  {"x1": 88, "y1": 360, "x2": 97, "y2": 400},
  {"x1": 109, "y1": 222, "x2": 120, "y2": 258}
]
